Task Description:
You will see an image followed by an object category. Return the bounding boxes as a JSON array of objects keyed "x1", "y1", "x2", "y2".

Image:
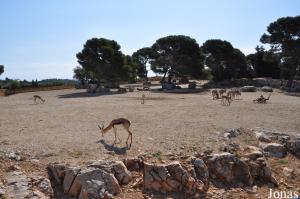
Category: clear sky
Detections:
[{"x1": 0, "y1": 0, "x2": 299, "y2": 80}]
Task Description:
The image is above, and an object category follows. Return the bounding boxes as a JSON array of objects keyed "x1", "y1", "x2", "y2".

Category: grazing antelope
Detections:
[
  {"x1": 211, "y1": 89, "x2": 220, "y2": 100},
  {"x1": 219, "y1": 89, "x2": 227, "y2": 97},
  {"x1": 233, "y1": 90, "x2": 241, "y2": 99},
  {"x1": 98, "y1": 118, "x2": 133, "y2": 148},
  {"x1": 221, "y1": 94, "x2": 232, "y2": 106},
  {"x1": 33, "y1": 95, "x2": 45, "y2": 104},
  {"x1": 141, "y1": 94, "x2": 145, "y2": 104}
]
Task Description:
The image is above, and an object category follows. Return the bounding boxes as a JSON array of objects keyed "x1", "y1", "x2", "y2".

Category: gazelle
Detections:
[
  {"x1": 33, "y1": 95, "x2": 45, "y2": 104},
  {"x1": 98, "y1": 118, "x2": 133, "y2": 148},
  {"x1": 221, "y1": 94, "x2": 232, "y2": 106},
  {"x1": 141, "y1": 94, "x2": 145, "y2": 104},
  {"x1": 211, "y1": 89, "x2": 219, "y2": 100},
  {"x1": 219, "y1": 89, "x2": 227, "y2": 97}
]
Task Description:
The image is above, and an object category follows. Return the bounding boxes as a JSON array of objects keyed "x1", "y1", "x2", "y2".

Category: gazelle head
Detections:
[{"x1": 98, "y1": 124, "x2": 105, "y2": 137}]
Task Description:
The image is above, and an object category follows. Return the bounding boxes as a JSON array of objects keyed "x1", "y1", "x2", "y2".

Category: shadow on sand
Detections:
[
  {"x1": 97, "y1": 139, "x2": 129, "y2": 155},
  {"x1": 57, "y1": 91, "x2": 126, "y2": 98}
]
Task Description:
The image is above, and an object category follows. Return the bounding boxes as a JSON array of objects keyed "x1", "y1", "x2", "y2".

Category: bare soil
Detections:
[
  {"x1": 0, "y1": 88, "x2": 299, "y2": 164},
  {"x1": 0, "y1": 88, "x2": 300, "y2": 198}
]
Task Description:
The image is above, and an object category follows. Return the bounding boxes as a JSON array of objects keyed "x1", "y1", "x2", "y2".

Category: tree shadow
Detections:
[
  {"x1": 57, "y1": 91, "x2": 126, "y2": 98},
  {"x1": 97, "y1": 139, "x2": 128, "y2": 155}
]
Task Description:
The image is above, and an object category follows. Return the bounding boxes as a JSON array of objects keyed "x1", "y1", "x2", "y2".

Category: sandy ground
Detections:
[{"x1": 0, "y1": 88, "x2": 300, "y2": 164}]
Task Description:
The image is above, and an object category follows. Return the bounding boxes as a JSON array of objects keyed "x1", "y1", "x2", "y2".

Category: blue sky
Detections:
[{"x1": 0, "y1": 0, "x2": 299, "y2": 80}]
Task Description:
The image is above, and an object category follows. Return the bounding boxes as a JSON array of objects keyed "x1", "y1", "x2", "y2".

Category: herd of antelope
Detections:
[{"x1": 211, "y1": 88, "x2": 241, "y2": 106}]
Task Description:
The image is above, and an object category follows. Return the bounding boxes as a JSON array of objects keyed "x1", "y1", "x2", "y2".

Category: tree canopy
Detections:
[
  {"x1": 246, "y1": 46, "x2": 280, "y2": 79},
  {"x1": 132, "y1": 47, "x2": 153, "y2": 78},
  {"x1": 76, "y1": 38, "x2": 132, "y2": 84},
  {"x1": 260, "y1": 16, "x2": 300, "y2": 86},
  {"x1": 201, "y1": 39, "x2": 248, "y2": 81},
  {"x1": 73, "y1": 66, "x2": 93, "y2": 86},
  {"x1": 149, "y1": 35, "x2": 204, "y2": 82},
  {"x1": 0, "y1": 65, "x2": 4, "y2": 76}
]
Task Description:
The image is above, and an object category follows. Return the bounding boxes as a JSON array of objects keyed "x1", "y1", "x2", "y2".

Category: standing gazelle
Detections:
[{"x1": 98, "y1": 118, "x2": 133, "y2": 148}]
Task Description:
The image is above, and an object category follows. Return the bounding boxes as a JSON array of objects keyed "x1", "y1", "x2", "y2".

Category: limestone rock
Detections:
[
  {"x1": 143, "y1": 161, "x2": 206, "y2": 197},
  {"x1": 68, "y1": 168, "x2": 121, "y2": 199},
  {"x1": 192, "y1": 158, "x2": 209, "y2": 189},
  {"x1": 261, "y1": 86, "x2": 273, "y2": 92},
  {"x1": 5, "y1": 171, "x2": 33, "y2": 198},
  {"x1": 88, "y1": 160, "x2": 132, "y2": 185},
  {"x1": 283, "y1": 167, "x2": 294, "y2": 179},
  {"x1": 47, "y1": 164, "x2": 66, "y2": 185},
  {"x1": 123, "y1": 157, "x2": 143, "y2": 171},
  {"x1": 255, "y1": 131, "x2": 272, "y2": 143},
  {"x1": 63, "y1": 167, "x2": 81, "y2": 194},
  {"x1": 223, "y1": 128, "x2": 243, "y2": 139},
  {"x1": 285, "y1": 138, "x2": 300, "y2": 158},
  {"x1": 241, "y1": 86, "x2": 257, "y2": 92},
  {"x1": 205, "y1": 152, "x2": 253, "y2": 186},
  {"x1": 260, "y1": 143, "x2": 287, "y2": 158}
]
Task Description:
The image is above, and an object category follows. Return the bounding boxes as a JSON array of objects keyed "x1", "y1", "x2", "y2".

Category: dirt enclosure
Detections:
[{"x1": 0, "y1": 88, "x2": 299, "y2": 164}]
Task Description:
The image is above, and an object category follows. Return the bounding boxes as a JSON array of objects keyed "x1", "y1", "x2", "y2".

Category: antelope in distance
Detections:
[
  {"x1": 253, "y1": 93, "x2": 272, "y2": 104},
  {"x1": 221, "y1": 94, "x2": 233, "y2": 106},
  {"x1": 98, "y1": 118, "x2": 133, "y2": 148},
  {"x1": 33, "y1": 95, "x2": 45, "y2": 104},
  {"x1": 211, "y1": 89, "x2": 220, "y2": 100}
]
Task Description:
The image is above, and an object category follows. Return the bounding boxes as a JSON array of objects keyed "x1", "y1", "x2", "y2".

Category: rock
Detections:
[
  {"x1": 241, "y1": 86, "x2": 257, "y2": 92},
  {"x1": 188, "y1": 82, "x2": 197, "y2": 89},
  {"x1": 68, "y1": 168, "x2": 122, "y2": 199},
  {"x1": 192, "y1": 158, "x2": 209, "y2": 188},
  {"x1": 241, "y1": 147, "x2": 278, "y2": 186},
  {"x1": 88, "y1": 160, "x2": 132, "y2": 185},
  {"x1": 285, "y1": 138, "x2": 300, "y2": 158},
  {"x1": 63, "y1": 167, "x2": 81, "y2": 194},
  {"x1": 48, "y1": 162, "x2": 124, "y2": 199},
  {"x1": 5, "y1": 171, "x2": 33, "y2": 198},
  {"x1": 7, "y1": 151, "x2": 22, "y2": 161},
  {"x1": 260, "y1": 143, "x2": 287, "y2": 158},
  {"x1": 143, "y1": 161, "x2": 207, "y2": 197},
  {"x1": 243, "y1": 146, "x2": 264, "y2": 160},
  {"x1": 205, "y1": 153, "x2": 253, "y2": 186},
  {"x1": 0, "y1": 184, "x2": 5, "y2": 197},
  {"x1": 261, "y1": 86, "x2": 273, "y2": 92},
  {"x1": 244, "y1": 185, "x2": 258, "y2": 194},
  {"x1": 47, "y1": 164, "x2": 66, "y2": 185},
  {"x1": 223, "y1": 128, "x2": 243, "y2": 139},
  {"x1": 34, "y1": 177, "x2": 53, "y2": 195},
  {"x1": 268, "y1": 132, "x2": 290, "y2": 143},
  {"x1": 283, "y1": 167, "x2": 294, "y2": 179},
  {"x1": 255, "y1": 131, "x2": 272, "y2": 143},
  {"x1": 123, "y1": 157, "x2": 143, "y2": 171}
]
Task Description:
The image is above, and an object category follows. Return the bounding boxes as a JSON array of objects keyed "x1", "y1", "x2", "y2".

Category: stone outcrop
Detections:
[
  {"x1": 241, "y1": 86, "x2": 257, "y2": 92},
  {"x1": 143, "y1": 161, "x2": 207, "y2": 197},
  {"x1": 285, "y1": 138, "x2": 300, "y2": 158},
  {"x1": 192, "y1": 158, "x2": 210, "y2": 189},
  {"x1": 241, "y1": 146, "x2": 278, "y2": 186},
  {"x1": 205, "y1": 152, "x2": 253, "y2": 187},
  {"x1": 88, "y1": 160, "x2": 132, "y2": 185},
  {"x1": 4, "y1": 171, "x2": 51, "y2": 198},
  {"x1": 260, "y1": 143, "x2": 287, "y2": 158},
  {"x1": 47, "y1": 161, "x2": 131, "y2": 198}
]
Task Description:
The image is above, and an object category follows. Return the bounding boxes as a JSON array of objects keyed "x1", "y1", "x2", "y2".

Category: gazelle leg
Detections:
[
  {"x1": 113, "y1": 127, "x2": 117, "y2": 144},
  {"x1": 126, "y1": 130, "x2": 133, "y2": 148}
]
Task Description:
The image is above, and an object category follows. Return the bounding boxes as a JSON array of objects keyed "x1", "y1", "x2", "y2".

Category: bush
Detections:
[{"x1": 9, "y1": 80, "x2": 21, "y2": 90}]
